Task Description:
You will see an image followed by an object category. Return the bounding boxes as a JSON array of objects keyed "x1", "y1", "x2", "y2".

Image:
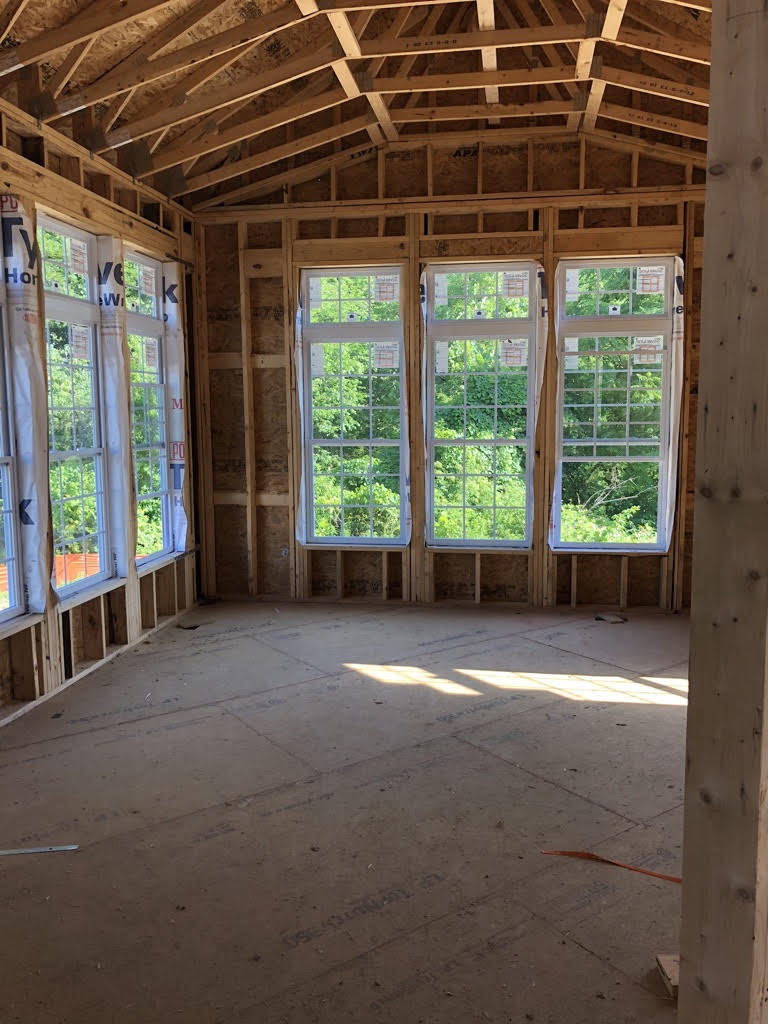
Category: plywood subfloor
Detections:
[{"x1": 0, "y1": 603, "x2": 689, "y2": 1023}]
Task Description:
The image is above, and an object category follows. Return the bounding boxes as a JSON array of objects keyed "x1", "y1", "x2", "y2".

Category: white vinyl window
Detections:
[
  {"x1": 0, "y1": 306, "x2": 22, "y2": 620},
  {"x1": 125, "y1": 253, "x2": 172, "y2": 562},
  {"x1": 425, "y1": 263, "x2": 538, "y2": 546},
  {"x1": 553, "y1": 258, "x2": 676, "y2": 550},
  {"x1": 40, "y1": 219, "x2": 111, "y2": 593},
  {"x1": 301, "y1": 267, "x2": 406, "y2": 544}
]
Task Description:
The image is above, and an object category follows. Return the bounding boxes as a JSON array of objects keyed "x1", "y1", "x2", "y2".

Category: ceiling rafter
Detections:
[
  {"x1": 147, "y1": 3, "x2": 453, "y2": 188},
  {"x1": 581, "y1": 0, "x2": 629, "y2": 129},
  {"x1": 498, "y1": 0, "x2": 581, "y2": 117},
  {"x1": 0, "y1": 0, "x2": 33, "y2": 47},
  {"x1": 148, "y1": 88, "x2": 349, "y2": 173},
  {"x1": 475, "y1": 0, "x2": 500, "y2": 114},
  {"x1": 48, "y1": 1, "x2": 308, "y2": 120},
  {"x1": 311, "y1": 0, "x2": 397, "y2": 143},
  {"x1": 173, "y1": 8, "x2": 381, "y2": 181},
  {"x1": 366, "y1": 64, "x2": 578, "y2": 93},
  {"x1": 0, "y1": 0, "x2": 180, "y2": 76},
  {"x1": 46, "y1": 37, "x2": 95, "y2": 99},
  {"x1": 103, "y1": 44, "x2": 343, "y2": 148},
  {"x1": 183, "y1": 111, "x2": 374, "y2": 195}
]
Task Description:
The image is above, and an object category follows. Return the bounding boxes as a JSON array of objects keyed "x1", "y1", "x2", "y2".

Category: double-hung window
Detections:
[
  {"x1": 552, "y1": 258, "x2": 677, "y2": 550},
  {"x1": 0, "y1": 305, "x2": 22, "y2": 620},
  {"x1": 301, "y1": 267, "x2": 406, "y2": 543},
  {"x1": 39, "y1": 218, "x2": 110, "y2": 592},
  {"x1": 425, "y1": 263, "x2": 538, "y2": 546},
  {"x1": 125, "y1": 253, "x2": 172, "y2": 561}
]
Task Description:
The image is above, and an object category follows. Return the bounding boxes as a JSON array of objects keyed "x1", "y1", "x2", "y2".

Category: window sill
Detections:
[
  {"x1": 550, "y1": 545, "x2": 669, "y2": 556},
  {"x1": 0, "y1": 610, "x2": 45, "y2": 643},
  {"x1": 136, "y1": 550, "x2": 177, "y2": 577},
  {"x1": 57, "y1": 574, "x2": 125, "y2": 612},
  {"x1": 302, "y1": 541, "x2": 408, "y2": 552},
  {"x1": 427, "y1": 543, "x2": 531, "y2": 553}
]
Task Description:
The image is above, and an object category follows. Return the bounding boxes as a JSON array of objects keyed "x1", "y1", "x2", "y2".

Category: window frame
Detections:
[
  {"x1": 43, "y1": 305, "x2": 112, "y2": 594},
  {"x1": 124, "y1": 251, "x2": 173, "y2": 565},
  {"x1": 424, "y1": 261, "x2": 539, "y2": 550},
  {"x1": 551, "y1": 256, "x2": 676, "y2": 554},
  {"x1": 300, "y1": 265, "x2": 408, "y2": 547},
  {"x1": 40, "y1": 216, "x2": 113, "y2": 596}
]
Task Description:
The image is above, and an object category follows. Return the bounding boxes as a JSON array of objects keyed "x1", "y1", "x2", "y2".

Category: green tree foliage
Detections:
[
  {"x1": 434, "y1": 269, "x2": 529, "y2": 321},
  {"x1": 129, "y1": 333, "x2": 168, "y2": 559},
  {"x1": 432, "y1": 337, "x2": 529, "y2": 542}
]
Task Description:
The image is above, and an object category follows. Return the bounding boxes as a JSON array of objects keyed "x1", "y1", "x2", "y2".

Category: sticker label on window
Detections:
[
  {"x1": 608, "y1": 303, "x2": 622, "y2": 316},
  {"x1": 565, "y1": 268, "x2": 580, "y2": 299},
  {"x1": 633, "y1": 336, "x2": 664, "y2": 365},
  {"x1": 434, "y1": 276, "x2": 448, "y2": 306},
  {"x1": 374, "y1": 274, "x2": 399, "y2": 303},
  {"x1": 310, "y1": 345, "x2": 324, "y2": 377},
  {"x1": 145, "y1": 337, "x2": 159, "y2": 369},
  {"x1": 501, "y1": 270, "x2": 528, "y2": 298},
  {"x1": 309, "y1": 278, "x2": 322, "y2": 306},
  {"x1": 501, "y1": 339, "x2": 527, "y2": 368},
  {"x1": 636, "y1": 266, "x2": 665, "y2": 294},
  {"x1": 70, "y1": 324, "x2": 90, "y2": 360},
  {"x1": 141, "y1": 265, "x2": 156, "y2": 296},
  {"x1": 69, "y1": 238, "x2": 88, "y2": 275},
  {"x1": 564, "y1": 336, "x2": 579, "y2": 371},
  {"x1": 435, "y1": 341, "x2": 450, "y2": 374},
  {"x1": 374, "y1": 341, "x2": 399, "y2": 370}
]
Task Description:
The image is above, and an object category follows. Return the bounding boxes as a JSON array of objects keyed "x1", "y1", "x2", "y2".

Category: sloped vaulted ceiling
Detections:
[{"x1": 0, "y1": 0, "x2": 710, "y2": 208}]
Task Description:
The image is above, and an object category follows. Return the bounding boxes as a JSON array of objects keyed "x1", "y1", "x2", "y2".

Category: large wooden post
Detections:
[{"x1": 679, "y1": 3, "x2": 768, "y2": 1021}]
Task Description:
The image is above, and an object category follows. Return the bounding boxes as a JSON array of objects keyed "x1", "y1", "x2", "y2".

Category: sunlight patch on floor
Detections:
[{"x1": 346, "y1": 663, "x2": 688, "y2": 706}]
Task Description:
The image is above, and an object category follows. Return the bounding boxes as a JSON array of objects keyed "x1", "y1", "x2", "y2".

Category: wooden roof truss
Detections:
[{"x1": 0, "y1": 0, "x2": 710, "y2": 209}]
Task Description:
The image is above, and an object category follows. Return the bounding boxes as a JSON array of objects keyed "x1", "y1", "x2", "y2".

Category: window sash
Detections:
[
  {"x1": 49, "y1": 451, "x2": 110, "y2": 591},
  {"x1": 45, "y1": 316, "x2": 110, "y2": 592},
  {"x1": 38, "y1": 217, "x2": 96, "y2": 304},
  {"x1": 553, "y1": 258, "x2": 676, "y2": 552},
  {"x1": 301, "y1": 267, "x2": 406, "y2": 545},
  {"x1": 425, "y1": 262, "x2": 538, "y2": 549},
  {"x1": 128, "y1": 327, "x2": 172, "y2": 561},
  {"x1": 426, "y1": 263, "x2": 536, "y2": 327},
  {"x1": 303, "y1": 346, "x2": 407, "y2": 545},
  {"x1": 124, "y1": 252, "x2": 162, "y2": 320},
  {"x1": 559, "y1": 258, "x2": 673, "y2": 321}
]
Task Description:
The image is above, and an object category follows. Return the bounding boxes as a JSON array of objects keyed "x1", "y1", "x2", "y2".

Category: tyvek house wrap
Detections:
[
  {"x1": 1, "y1": 195, "x2": 49, "y2": 613},
  {"x1": 162, "y1": 260, "x2": 189, "y2": 553}
]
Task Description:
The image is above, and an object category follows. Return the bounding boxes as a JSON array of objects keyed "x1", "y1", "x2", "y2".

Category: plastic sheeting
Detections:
[
  {"x1": 1, "y1": 196, "x2": 49, "y2": 613},
  {"x1": 162, "y1": 262, "x2": 189, "y2": 553},
  {"x1": 97, "y1": 235, "x2": 134, "y2": 578}
]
